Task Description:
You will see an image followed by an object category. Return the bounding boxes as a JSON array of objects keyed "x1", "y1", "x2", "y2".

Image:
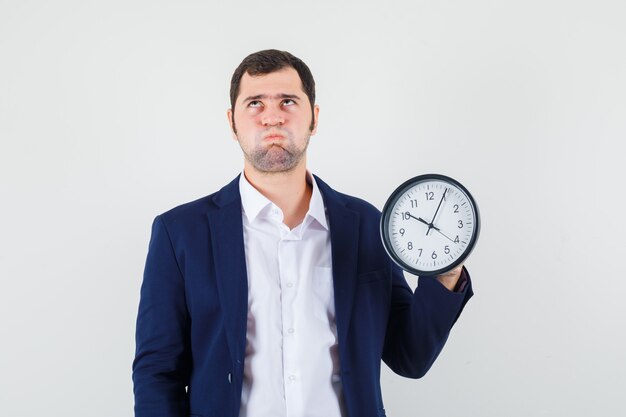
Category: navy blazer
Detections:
[{"x1": 133, "y1": 174, "x2": 473, "y2": 417}]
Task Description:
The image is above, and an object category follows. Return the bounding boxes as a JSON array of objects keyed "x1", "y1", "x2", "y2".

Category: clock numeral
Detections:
[
  {"x1": 407, "y1": 242, "x2": 413, "y2": 250},
  {"x1": 425, "y1": 191, "x2": 434, "y2": 200},
  {"x1": 399, "y1": 228, "x2": 405, "y2": 236},
  {"x1": 458, "y1": 220, "x2": 464, "y2": 228},
  {"x1": 454, "y1": 235, "x2": 460, "y2": 243},
  {"x1": 431, "y1": 251, "x2": 437, "y2": 259},
  {"x1": 410, "y1": 199, "x2": 418, "y2": 208},
  {"x1": 417, "y1": 248, "x2": 423, "y2": 257},
  {"x1": 453, "y1": 204, "x2": 459, "y2": 213},
  {"x1": 444, "y1": 245, "x2": 450, "y2": 254},
  {"x1": 402, "y1": 212, "x2": 410, "y2": 220}
]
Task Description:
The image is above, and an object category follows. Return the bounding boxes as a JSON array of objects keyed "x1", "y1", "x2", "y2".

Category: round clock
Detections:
[{"x1": 380, "y1": 174, "x2": 480, "y2": 276}]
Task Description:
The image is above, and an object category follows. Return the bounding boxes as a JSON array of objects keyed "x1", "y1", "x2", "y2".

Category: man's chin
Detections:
[
  {"x1": 255, "y1": 163, "x2": 297, "y2": 173},
  {"x1": 246, "y1": 146, "x2": 304, "y2": 173},
  {"x1": 253, "y1": 157, "x2": 300, "y2": 173}
]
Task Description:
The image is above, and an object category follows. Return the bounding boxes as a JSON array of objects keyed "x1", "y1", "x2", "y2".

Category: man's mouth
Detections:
[
  {"x1": 264, "y1": 134, "x2": 285, "y2": 141},
  {"x1": 263, "y1": 130, "x2": 287, "y2": 141}
]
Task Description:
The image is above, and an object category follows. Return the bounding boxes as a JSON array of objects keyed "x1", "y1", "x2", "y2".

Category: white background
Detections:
[{"x1": 1, "y1": 1, "x2": 624, "y2": 416}]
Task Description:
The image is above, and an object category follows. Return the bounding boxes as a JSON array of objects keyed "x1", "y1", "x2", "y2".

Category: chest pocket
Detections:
[
  {"x1": 312, "y1": 266, "x2": 335, "y2": 318},
  {"x1": 357, "y1": 267, "x2": 389, "y2": 284}
]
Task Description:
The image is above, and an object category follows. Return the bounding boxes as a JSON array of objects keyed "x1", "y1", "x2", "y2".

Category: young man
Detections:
[{"x1": 133, "y1": 49, "x2": 473, "y2": 417}]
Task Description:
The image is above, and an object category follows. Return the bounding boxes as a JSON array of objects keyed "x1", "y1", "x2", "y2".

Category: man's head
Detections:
[
  {"x1": 229, "y1": 49, "x2": 316, "y2": 133},
  {"x1": 227, "y1": 50, "x2": 319, "y2": 174}
]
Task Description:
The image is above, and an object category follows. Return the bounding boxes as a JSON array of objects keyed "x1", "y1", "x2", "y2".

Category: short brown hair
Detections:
[{"x1": 230, "y1": 49, "x2": 316, "y2": 122}]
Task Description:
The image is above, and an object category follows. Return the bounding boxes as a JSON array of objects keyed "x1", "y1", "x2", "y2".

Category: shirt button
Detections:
[
  {"x1": 287, "y1": 328, "x2": 294, "y2": 334},
  {"x1": 286, "y1": 282, "x2": 293, "y2": 288},
  {"x1": 289, "y1": 375, "x2": 296, "y2": 381}
]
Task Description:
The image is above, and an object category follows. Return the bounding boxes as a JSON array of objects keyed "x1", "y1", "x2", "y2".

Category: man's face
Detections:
[{"x1": 227, "y1": 67, "x2": 319, "y2": 174}]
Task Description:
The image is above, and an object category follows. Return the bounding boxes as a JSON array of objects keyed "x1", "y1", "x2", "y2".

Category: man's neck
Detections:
[{"x1": 243, "y1": 161, "x2": 312, "y2": 229}]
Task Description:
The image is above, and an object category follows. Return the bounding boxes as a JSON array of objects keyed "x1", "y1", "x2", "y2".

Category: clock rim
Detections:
[{"x1": 379, "y1": 173, "x2": 481, "y2": 276}]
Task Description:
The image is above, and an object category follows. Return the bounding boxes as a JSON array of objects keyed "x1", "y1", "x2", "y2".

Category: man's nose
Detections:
[{"x1": 261, "y1": 107, "x2": 285, "y2": 126}]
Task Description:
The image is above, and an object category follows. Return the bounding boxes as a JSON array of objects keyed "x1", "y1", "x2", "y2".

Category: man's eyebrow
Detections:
[{"x1": 242, "y1": 93, "x2": 301, "y2": 102}]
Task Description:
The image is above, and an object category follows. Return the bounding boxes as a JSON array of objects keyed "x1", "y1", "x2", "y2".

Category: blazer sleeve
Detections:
[
  {"x1": 132, "y1": 215, "x2": 191, "y2": 417},
  {"x1": 381, "y1": 263, "x2": 473, "y2": 378}
]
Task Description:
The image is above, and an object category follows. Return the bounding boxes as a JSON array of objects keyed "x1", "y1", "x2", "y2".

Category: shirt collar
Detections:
[{"x1": 239, "y1": 170, "x2": 329, "y2": 230}]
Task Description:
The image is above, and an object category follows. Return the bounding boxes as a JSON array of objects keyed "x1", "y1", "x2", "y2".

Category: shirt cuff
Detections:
[{"x1": 453, "y1": 266, "x2": 469, "y2": 293}]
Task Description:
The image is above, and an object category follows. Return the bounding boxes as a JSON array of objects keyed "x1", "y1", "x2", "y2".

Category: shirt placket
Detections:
[{"x1": 272, "y1": 206, "x2": 303, "y2": 417}]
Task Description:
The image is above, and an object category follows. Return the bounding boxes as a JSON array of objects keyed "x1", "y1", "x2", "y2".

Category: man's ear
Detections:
[
  {"x1": 310, "y1": 104, "x2": 320, "y2": 135},
  {"x1": 226, "y1": 108, "x2": 237, "y2": 140}
]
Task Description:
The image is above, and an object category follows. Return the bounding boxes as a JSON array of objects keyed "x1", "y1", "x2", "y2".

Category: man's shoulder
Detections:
[
  {"x1": 157, "y1": 175, "x2": 240, "y2": 225},
  {"x1": 160, "y1": 193, "x2": 215, "y2": 220},
  {"x1": 338, "y1": 190, "x2": 381, "y2": 217}
]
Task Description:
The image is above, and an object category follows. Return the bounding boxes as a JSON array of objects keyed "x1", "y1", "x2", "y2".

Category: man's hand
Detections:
[{"x1": 436, "y1": 264, "x2": 463, "y2": 291}]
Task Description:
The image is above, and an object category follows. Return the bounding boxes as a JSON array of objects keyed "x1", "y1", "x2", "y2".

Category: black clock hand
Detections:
[
  {"x1": 407, "y1": 212, "x2": 453, "y2": 242},
  {"x1": 427, "y1": 188, "x2": 448, "y2": 236},
  {"x1": 408, "y1": 213, "x2": 452, "y2": 242},
  {"x1": 407, "y1": 213, "x2": 431, "y2": 228}
]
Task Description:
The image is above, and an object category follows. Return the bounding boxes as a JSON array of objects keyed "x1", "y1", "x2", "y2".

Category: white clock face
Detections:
[{"x1": 383, "y1": 177, "x2": 479, "y2": 275}]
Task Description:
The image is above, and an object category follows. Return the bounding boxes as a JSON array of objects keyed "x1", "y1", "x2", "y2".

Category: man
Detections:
[{"x1": 132, "y1": 49, "x2": 473, "y2": 417}]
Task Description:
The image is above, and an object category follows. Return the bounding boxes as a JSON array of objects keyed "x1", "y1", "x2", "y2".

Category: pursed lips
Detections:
[{"x1": 263, "y1": 133, "x2": 286, "y2": 141}]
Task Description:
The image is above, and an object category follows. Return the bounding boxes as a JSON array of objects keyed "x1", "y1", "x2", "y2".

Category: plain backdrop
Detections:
[{"x1": 1, "y1": 1, "x2": 624, "y2": 416}]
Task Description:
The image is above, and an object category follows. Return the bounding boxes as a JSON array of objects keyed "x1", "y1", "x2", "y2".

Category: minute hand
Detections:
[{"x1": 427, "y1": 187, "x2": 448, "y2": 236}]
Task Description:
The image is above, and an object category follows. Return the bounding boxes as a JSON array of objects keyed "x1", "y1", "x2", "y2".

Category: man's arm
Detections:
[
  {"x1": 132, "y1": 216, "x2": 191, "y2": 417},
  {"x1": 381, "y1": 263, "x2": 473, "y2": 378}
]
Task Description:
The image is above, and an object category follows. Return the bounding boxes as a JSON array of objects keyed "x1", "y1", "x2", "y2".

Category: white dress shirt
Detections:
[{"x1": 238, "y1": 171, "x2": 346, "y2": 417}]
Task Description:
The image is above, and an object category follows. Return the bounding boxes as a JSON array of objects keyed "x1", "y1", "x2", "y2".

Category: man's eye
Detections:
[
  {"x1": 248, "y1": 101, "x2": 262, "y2": 108},
  {"x1": 282, "y1": 99, "x2": 296, "y2": 106}
]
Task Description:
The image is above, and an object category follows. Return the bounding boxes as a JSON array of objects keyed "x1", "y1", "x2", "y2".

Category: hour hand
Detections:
[
  {"x1": 408, "y1": 213, "x2": 431, "y2": 227},
  {"x1": 417, "y1": 216, "x2": 431, "y2": 226}
]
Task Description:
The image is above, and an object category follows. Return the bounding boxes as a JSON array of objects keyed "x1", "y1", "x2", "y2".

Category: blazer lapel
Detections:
[
  {"x1": 314, "y1": 175, "x2": 361, "y2": 350},
  {"x1": 207, "y1": 175, "x2": 248, "y2": 365}
]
